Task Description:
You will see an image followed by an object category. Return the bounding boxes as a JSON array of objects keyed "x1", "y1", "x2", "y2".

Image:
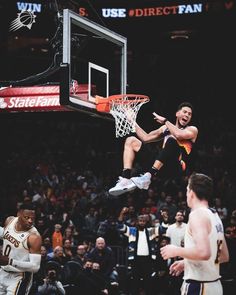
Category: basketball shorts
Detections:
[
  {"x1": 0, "y1": 268, "x2": 33, "y2": 295},
  {"x1": 181, "y1": 279, "x2": 223, "y2": 295}
]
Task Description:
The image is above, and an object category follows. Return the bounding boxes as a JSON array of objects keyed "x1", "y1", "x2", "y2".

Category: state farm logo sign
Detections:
[
  {"x1": 0, "y1": 96, "x2": 60, "y2": 111},
  {"x1": 0, "y1": 98, "x2": 7, "y2": 109}
]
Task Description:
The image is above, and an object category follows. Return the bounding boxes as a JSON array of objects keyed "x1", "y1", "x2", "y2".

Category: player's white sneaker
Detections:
[
  {"x1": 131, "y1": 172, "x2": 151, "y2": 190},
  {"x1": 109, "y1": 177, "x2": 137, "y2": 196}
]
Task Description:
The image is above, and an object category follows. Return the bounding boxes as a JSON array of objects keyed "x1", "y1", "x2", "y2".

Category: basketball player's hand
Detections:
[
  {"x1": 169, "y1": 260, "x2": 184, "y2": 276},
  {"x1": 160, "y1": 244, "x2": 179, "y2": 260},
  {"x1": 153, "y1": 112, "x2": 166, "y2": 124},
  {"x1": 0, "y1": 254, "x2": 9, "y2": 266}
]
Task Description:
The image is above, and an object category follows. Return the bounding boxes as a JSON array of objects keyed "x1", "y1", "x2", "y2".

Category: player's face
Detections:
[
  {"x1": 19, "y1": 209, "x2": 35, "y2": 230},
  {"x1": 177, "y1": 106, "x2": 192, "y2": 127}
]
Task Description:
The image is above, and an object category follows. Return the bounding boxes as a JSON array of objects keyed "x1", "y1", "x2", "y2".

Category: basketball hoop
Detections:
[{"x1": 96, "y1": 94, "x2": 149, "y2": 138}]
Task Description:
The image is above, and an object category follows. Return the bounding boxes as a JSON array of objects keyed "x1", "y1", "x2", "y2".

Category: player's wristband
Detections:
[{"x1": 10, "y1": 254, "x2": 41, "y2": 273}]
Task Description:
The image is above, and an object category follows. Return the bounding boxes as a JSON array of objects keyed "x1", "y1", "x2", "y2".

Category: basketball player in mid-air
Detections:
[
  {"x1": 160, "y1": 173, "x2": 229, "y2": 295},
  {"x1": 0, "y1": 203, "x2": 42, "y2": 295},
  {"x1": 109, "y1": 101, "x2": 198, "y2": 196}
]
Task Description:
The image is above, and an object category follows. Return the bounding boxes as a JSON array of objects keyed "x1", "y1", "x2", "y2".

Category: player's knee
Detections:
[
  {"x1": 127, "y1": 137, "x2": 142, "y2": 152},
  {"x1": 125, "y1": 136, "x2": 139, "y2": 147}
]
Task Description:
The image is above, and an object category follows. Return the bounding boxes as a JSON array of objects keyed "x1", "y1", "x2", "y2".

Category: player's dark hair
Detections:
[
  {"x1": 19, "y1": 203, "x2": 35, "y2": 211},
  {"x1": 177, "y1": 102, "x2": 193, "y2": 112},
  {"x1": 188, "y1": 173, "x2": 213, "y2": 201}
]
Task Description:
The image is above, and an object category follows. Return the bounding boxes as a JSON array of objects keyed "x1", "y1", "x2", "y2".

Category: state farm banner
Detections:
[
  {"x1": 0, "y1": 84, "x2": 89, "y2": 112},
  {"x1": 0, "y1": 95, "x2": 66, "y2": 112}
]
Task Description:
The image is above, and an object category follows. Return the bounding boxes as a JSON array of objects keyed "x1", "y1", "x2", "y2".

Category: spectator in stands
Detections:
[
  {"x1": 97, "y1": 214, "x2": 122, "y2": 245},
  {"x1": 75, "y1": 258, "x2": 109, "y2": 295},
  {"x1": 43, "y1": 237, "x2": 54, "y2": 258},
  {"x1": 86, "y1": 237, "x2": 118, "y2": 284},
  {"x1": 82, "y1": 239, "x2": 94, "y2": 253},
  {"x1": 50, "y1": 246, "x2": 70, "y2": 267},
  {"x1": 158, "y1": 207, "x2": 170, "y2": 235},
  {"x1": 37, "y1": 263, "x2": 65, "y2": 295},
  {"x1": 35, "y1": 217, "x2": 51, "y2": 239},
  {"x1": 84, "y1": 206, "x2": 99, "y2": 239},
  {"x1": 141, "y1": 206, "x2": 156, "y2": 226},
  {"x1": 156, "y1": 191, "x2": 168, "y2": 212},
  {"x1": 38, "y1": 245, "x2": 51, "y2": 279},
  {"x1": 166, "y1": 210, "x2": 187, "y2": 247},
  {"x1": 62, "y1": 225, "x2": 78, "y2": 247},
  {"x1": 125, "y1": 205, "x2": 138, "y2": 226},
  {"x1": 157, "y1": 194, "x2": 177, "y2": 222},
  {"x1": 177, "y1": 200, "x2": 190, "y2": 222},
  {"x1": 63, "y1": 239, "x2": 74, "y2": 260},
  {"x1": 72, "y1": 244, "x2": 87, "y2": 267},
  {"x1": 52, "y1": 224, "x2": 63, "y2": 249},
  {"x1": 141, "y1": 197, "x2": 158, "y2": 216},
  {"x1": 91, "y1": 262, "x2": 109, "y2": 295},
  {"x1": 118, "y1": 207, "x2": 159, "y2": 295}
]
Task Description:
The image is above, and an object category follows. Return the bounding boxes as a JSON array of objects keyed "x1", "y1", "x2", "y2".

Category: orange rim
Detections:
[
  {"x1": 95, "y1": 94, "x2": 149, "y2": 113},
  {"x1": 95, "y1": 94, "x2": 149, "y2": 104},
  {"x1": 109, "y1": 94, "x2": 149, "y2": 104}
]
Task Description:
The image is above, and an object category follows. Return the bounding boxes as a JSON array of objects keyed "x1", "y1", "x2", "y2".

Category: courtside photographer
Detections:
[{"x1": 37, "y1": 263, "x2": 65, "y2": 295}]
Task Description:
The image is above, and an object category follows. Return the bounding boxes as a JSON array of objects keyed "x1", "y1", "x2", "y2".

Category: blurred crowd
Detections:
[{"x1": 0, "y1": 111, "x2": 236, "y2": 294}]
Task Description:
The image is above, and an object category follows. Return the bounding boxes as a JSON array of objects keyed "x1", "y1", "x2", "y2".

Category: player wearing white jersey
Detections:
[
  {"x1": 160, "y1": 173, "x2": 229, "y2": 295},
  {"x1": 0, "y1": 203, "x2": 42, "y2": 295}
]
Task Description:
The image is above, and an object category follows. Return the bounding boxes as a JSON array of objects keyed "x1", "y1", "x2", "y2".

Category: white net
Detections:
[{"x1": 109, "y1": 94, "x2": 149, "y2": 138}]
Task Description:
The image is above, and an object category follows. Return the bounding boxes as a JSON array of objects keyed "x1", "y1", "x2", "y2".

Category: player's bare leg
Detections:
[{"x1": 109, "y1": 136, "x2": 141, "y2": 196}]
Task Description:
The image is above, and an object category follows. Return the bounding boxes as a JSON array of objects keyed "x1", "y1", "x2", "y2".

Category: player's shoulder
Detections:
[
  {"x1": 28, "y1": 229, "x2": 42, "y2": 243},
  {"x1": 186, "y1": 125, "x2": 198, "y2": 133},
  {"x1": 4, "y1": 216, "x2": 16, "y2": 227},
  {"x1": 29, "y1": 226, "x2": 41, "y2": 237},
  {"x1": 190, "y1": 207, "x2": 208, "y2": 219}
]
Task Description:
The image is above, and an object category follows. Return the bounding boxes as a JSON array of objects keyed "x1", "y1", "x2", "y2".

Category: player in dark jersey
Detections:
[{"x1": 109, "y1": 102, "x2": 198, "y2": 196}]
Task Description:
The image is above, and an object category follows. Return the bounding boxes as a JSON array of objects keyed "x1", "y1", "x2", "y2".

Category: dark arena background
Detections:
[{"x1": 0, "y1": 1, "x2": 236, "y2": 295}]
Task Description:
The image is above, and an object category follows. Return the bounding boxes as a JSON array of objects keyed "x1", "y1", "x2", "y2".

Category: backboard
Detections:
[{"x1": 60, "y1": 9, "x2": 127, "y2": 120}]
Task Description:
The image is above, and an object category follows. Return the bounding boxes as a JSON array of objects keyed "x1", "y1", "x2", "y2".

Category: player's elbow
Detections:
[
  {"x1": 200, "y1": 253, "x2": 211, "y2": 260},
  {"x1": 32, "y1": 264, "x2": 40, "y2": 273},
  {"x1": 198, "y1": 249, "x2": 211, "y2": 260}
]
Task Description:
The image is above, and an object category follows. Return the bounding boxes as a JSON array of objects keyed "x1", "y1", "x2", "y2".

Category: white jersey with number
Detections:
[
  {"x1": 2, "y1": 217, "x2": 39, "y2": 272},
  {"x1": 183, "y1": 207, "x2": 224, "y2": 281}
]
